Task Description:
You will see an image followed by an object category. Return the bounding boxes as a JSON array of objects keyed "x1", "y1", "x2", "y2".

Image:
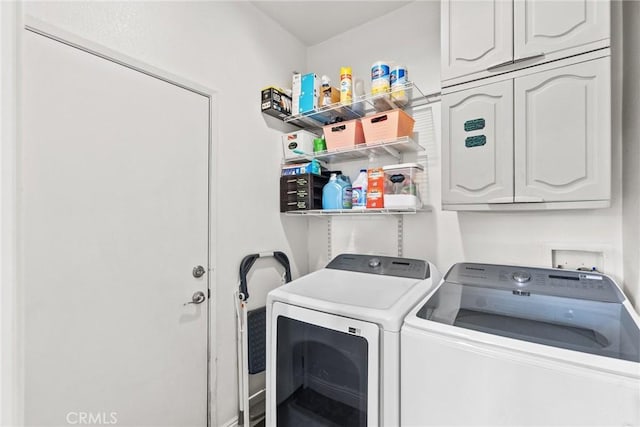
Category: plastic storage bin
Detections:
[
  {"x1": 280, "y1": 173, "x2": 329, "y2": 212},
  {"x1": 323, "y1": 119, "x2": 365, "y2": 151},
  {"x1": 382, "y1": 163, "x2": 424, "y2": 208},
  {"x1": 361, "y1": 109, "x2": 415, "y2": 143}
]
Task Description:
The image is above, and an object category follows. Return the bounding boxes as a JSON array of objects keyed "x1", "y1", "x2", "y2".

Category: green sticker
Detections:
[
  {"x1": 464, "y1": 118, "x2": 485, "y2": 132},
  {"x1": 465, "y1": 135, "x2": 486, "y2": 148}
]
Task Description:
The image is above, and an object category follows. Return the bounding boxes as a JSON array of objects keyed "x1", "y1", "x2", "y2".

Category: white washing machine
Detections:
[
  {"x1": 401, "y1": 262, "x2": 640, "y2": 426},
  {"x1": 266, "y1": 253, "x2": 441, "y2": 427}
]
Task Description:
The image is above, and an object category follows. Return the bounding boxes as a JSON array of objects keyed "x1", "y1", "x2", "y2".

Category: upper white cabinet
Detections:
[
  {"x1": 514, "y1": 0, "x2": 610, "y2": 62},
  {"x1": 442, "y1": 53, "x2": 611, "y2": 210},
  {"x1": 514, "y1": 57, "x2": 610, "y2": 203},
  {"x1": 441, "y1": 0, "x2": 513, "y2": 84},
  {"x1": 442, "y1": 79, "x2": 514, "y2": 205},
  {"x1": 442, "y1": 0, "x2": 610, "y2": 87}
]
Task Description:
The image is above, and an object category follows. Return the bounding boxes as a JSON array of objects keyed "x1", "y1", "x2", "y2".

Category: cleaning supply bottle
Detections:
[
  {"x1": 321, "y1": 75, "x2": 332, "y2": 107},
  {"x1": 322, "y1": 173, "x2": 342, "y2": 210},
  {"x1": 353, "y1": 78, "x2": 365, "y2": 116},
  {"x1": 352, "y1": 169, "x2": 368, "y2": 209},
  {"x1": 337, "y1": 174, "x2": 353, "y2": 209},
  {"x1": 340, "y1": 66, "x2": 353, "y2": 106}
]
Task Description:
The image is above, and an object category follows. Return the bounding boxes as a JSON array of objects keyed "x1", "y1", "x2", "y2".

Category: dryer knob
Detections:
[
  {"x1": 512, "y1": 271, "x2": 531, "y2": 283},
  {"x1": 368, "y1": 258, "x2": 381, "y2": 268}
]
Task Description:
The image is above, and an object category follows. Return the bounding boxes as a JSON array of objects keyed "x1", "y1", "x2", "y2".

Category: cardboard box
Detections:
[
  {"x1": 299, "y1": 73, "x2": 320, "y2": 114},
  {"x1": 319, "y1": 86, "x2": 340, "y2": 108},
  {"x1": 366, "y1": 167, "x2": 385, "y2": 208},
  {"x1": 261, "y1": 87, "x2": 292, "y2": 120},
  {"x1": 281, "y1": 130, "x2": 318, "y2": 160},
  {"x1": 281, "y1": 160, "x2": 327, "y2": 176},
  {"x1": 292, "y1": 73, "x2": 301, "y2": 115}
]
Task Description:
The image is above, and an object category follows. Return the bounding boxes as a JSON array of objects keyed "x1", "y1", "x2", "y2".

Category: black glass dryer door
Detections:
[{"x1": 271, "y1": 303, "x2": 380, "y2": 427}]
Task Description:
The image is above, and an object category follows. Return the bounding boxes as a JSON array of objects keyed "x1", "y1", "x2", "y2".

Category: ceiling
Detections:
[{"x1": 250, "y1": 1, "x2": 413, "y2": 46}]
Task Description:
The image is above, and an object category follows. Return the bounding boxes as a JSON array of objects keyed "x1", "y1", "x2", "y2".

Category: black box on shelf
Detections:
[
  {"x1": 280, "y1": 173, "x2": 329, "y2": 212},
  {"x1": 262, "y1": 87, "x2": 292, "y2": 120}
]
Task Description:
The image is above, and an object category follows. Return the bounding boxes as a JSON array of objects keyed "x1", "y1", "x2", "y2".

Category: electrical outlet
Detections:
[{"x1": 551, "y1": 249, "x2": 604, "y2": 273}]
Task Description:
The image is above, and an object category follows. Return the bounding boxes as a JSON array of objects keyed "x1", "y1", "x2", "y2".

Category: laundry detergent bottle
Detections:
[
  {"x1": 338, "y1": 174, "x2": 353, "y2": 209},
  {"x1": 352, "y1": 169, "x2": 368, "y2": 209},
  {"x1": 322, "y1": 173, "x2": 342, "y2": 210}
]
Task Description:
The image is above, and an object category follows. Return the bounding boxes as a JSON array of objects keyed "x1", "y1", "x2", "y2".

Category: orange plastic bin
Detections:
[
  {"x1": 323, "y1": 119, "x2": 365, "y2": 151},
  {"x1": 361, "y1": 109, "x2": 415, "y2": 143}
]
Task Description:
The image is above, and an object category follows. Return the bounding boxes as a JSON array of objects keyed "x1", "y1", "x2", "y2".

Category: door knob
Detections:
[
  {"x1": 193, "y1": 265, "x2": 206, "y2": 278},
  {"x1": 184, "y1": 291, "x2": 206, "y2": 306}
]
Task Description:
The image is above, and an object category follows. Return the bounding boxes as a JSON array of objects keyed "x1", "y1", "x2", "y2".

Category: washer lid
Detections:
[{"x1": 417, "y1": 263, "x2": 640, "y2": 363}]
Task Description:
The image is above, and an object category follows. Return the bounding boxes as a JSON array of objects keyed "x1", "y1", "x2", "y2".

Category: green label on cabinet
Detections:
[
  {"x1": 464, "y1": 118, "x2": 485, "y2": 132},
  {"x1": 465, "y1": 135, "x2": 486, "y2": 148}
]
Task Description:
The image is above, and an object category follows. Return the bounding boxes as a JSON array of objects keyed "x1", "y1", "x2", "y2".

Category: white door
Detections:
[
  {"x1": 442, "y1": 80, "x2": 514, "y2": 205},
  {"x1": 21, "y1": 29, "x2": 210, "y2": 426},
  {"x1": 514, "y1": 57, "x2": 610, "y2": 203},
  {"x1": 514, "y1": 0, "x2": 610, "y2": 63},
  {"x1": 441, "y1": 0, "x2": 513, "y2": 83}
]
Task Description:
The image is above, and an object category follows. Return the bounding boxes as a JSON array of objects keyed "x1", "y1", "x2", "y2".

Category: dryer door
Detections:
[{"x1": 269, "y1": 302, "x2": 379, "y2": 427}]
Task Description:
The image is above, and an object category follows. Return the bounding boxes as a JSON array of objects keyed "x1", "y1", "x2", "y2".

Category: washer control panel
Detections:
[
  {"x1": 444, "y1": 262, "x2": 623, "y2": 303},
  {"x1": 327, "y1": 254, "x2": 430, "y2": 280}
]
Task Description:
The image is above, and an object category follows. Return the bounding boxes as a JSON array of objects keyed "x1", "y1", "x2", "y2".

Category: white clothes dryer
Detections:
[
  {"x1": 266, "y1": 254, "x2": 441, "y2": 427},
  {"x1": 401, "y1": 262, "x2": 640, "y2": 426}
]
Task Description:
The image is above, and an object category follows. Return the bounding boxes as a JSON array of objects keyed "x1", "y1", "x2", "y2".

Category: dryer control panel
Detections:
[{"x1": 327, "y1": 253, "x2": 430, "y2": 280}]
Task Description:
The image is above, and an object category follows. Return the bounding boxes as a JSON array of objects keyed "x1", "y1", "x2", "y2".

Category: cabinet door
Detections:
[
  {"x1": 514, "y1": 57, "x2": 610, "y2": 203},
  {"x1": 441, "y1": 0, "x2": 513, "y2": 83},
  {"x1": 514, "y1": 0, "x2": 610, "y2": 63},
  {"x1": 442, "y1": 80, "x2": 514, "y2": 205}
]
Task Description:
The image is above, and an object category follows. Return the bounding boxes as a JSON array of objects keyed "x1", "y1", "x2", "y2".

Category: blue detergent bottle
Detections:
[{"x1": 322, "y1": 174, "x2": 342, "y2": 210}]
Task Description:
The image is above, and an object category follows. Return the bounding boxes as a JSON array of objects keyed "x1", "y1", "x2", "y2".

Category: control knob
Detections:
[{"x1": 512, "y1": 271, "x2": 531, "y2": 283}]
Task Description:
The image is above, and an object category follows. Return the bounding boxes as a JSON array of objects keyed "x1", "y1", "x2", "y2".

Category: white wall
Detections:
[
  {"x1": 1, "y1": 2, "x2": 18, "y2": 425},
  {"x1": 622, "y1": 0, "x2": 640, "y2": 311},
  {"x1": 21, "y1": 2, "x2": 307, "y2": 425},
  {"x1": 306, "y1": 1, "x2": 631, "y2": 306}
]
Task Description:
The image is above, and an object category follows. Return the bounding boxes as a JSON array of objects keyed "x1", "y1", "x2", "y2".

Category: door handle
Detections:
[
  {"x1": 184, "y1": 291, "x2": 206, "y2": 306},
  {"x1": 486, "y1": 53, "x2": 545, "y2": 72},
  {"x1": 486, "y1": 59, "x2": 515, "y2": 72},
  {"x1": 513, "y1": 53, "x2": 545, "y2": 65}
]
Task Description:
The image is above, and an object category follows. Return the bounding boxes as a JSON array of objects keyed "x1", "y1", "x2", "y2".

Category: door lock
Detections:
[{"x1": 192, "y1": 265, "x2": 206, "y2": 278}]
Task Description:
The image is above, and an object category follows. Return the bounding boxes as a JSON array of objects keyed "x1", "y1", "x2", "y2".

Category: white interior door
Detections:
[{"x1": 21, "y1": 28, "x2": 210, "y2": 426}]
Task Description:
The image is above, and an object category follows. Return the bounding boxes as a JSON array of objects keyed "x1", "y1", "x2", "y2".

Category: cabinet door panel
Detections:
[
  {"x1": 442, "y1": 0, "x2": 513, "y2": 82},
  {"x1": 514, "y1": 57, "x2": 610, "y2": 202},
  {"x1": 515, "y1": 0, "x2": 610, "y2": 61},
  {"x1": 442, "y1": 80, "x2": 514, "y2": 205}
]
